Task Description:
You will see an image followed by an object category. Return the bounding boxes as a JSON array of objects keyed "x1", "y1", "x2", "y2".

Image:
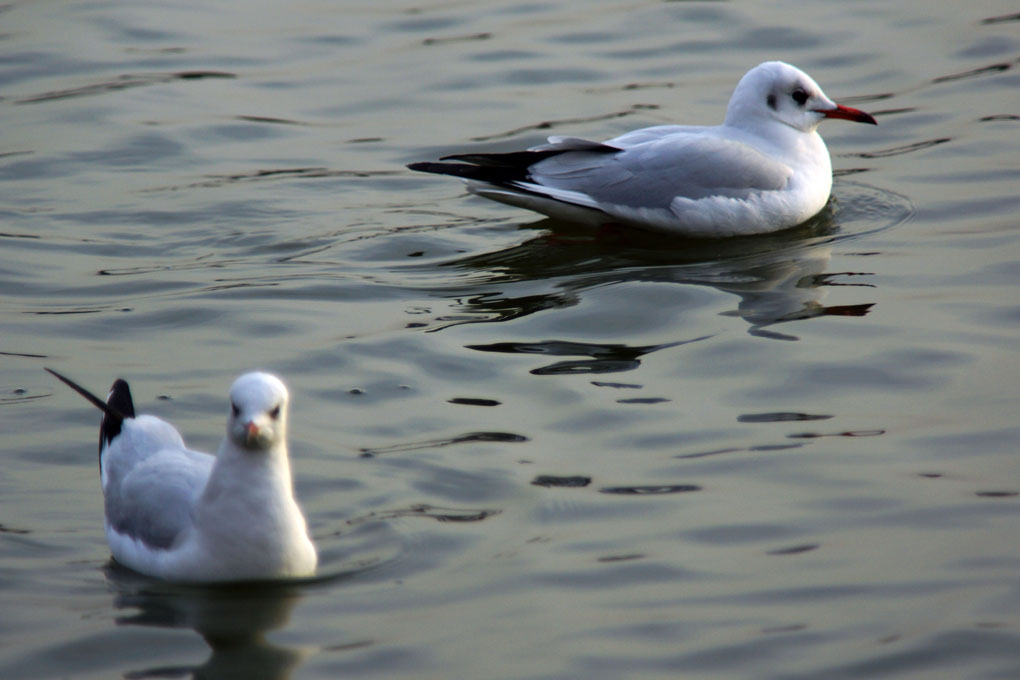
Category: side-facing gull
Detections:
[
  {"x1": 47, "y1": 368, "x2": 317, "y2": 583},
  {"x1": 408, "y1": 61, "x2": 877, "y2": 237}
]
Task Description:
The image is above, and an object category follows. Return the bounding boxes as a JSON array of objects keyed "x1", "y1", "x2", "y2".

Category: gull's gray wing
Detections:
[
  {"x1": 528, "y1": 129, "x2": 793, "y2": 210},
  {"x1": 102, "y1": 416, "x2": 214, "y2": 550}
]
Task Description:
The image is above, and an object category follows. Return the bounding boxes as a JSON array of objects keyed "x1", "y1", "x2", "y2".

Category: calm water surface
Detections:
[{"x1": 1, "y1": 1, "x2": 1018, "y2": 678}]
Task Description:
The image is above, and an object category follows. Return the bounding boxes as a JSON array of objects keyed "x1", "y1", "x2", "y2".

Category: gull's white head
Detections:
[
  {"x1": 725, "y1": 61, "x2": 876, "y2": 134},
  {"x1": 226, "y1": 372, "x2": 289, "y2": 451}
]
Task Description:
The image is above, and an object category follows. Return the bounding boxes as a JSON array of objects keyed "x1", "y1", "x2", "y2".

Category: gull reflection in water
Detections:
[
  {"x1": 681, "y1": 238, "x2": 874, "y2": 341},
  {"x1": 418, "y1": 202, "x2": 875, "y2": 372},
  {"x1": 106, "y1": 564, "x2": 310, "y2": 680}
]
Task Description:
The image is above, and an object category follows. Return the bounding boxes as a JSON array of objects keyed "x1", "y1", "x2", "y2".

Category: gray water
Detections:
[{"x1": 2, "y1": 1, "x2": 1019, "y2": 678}]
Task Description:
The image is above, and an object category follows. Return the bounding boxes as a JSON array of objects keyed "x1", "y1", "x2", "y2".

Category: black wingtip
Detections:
[
  {"x1": 407, "y1": 161, "x2": 471, "y2": 176},
  {"x1": 46, "y1": 368, "x2": 124, "y2": 419},
  {"x1": 406, "y1": 160, "x2": 497, "y2": 181},
  {"x1": 106, "y1": 378, "x2": 135, "y2": 419},
  {"x1": 46, "y1": 368, "x2": 135, "y2": 461},
  {"x1": 409, "y1": 148, "x2": 574, "y2": 185}
]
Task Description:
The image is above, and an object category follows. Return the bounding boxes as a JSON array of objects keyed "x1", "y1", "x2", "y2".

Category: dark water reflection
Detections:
[
  {"x1": 108, "y1": 569, "x2": 307, "y2": 680},
  {"x1": 407, "y1": 182, "x2": 909, "y2": 347}
]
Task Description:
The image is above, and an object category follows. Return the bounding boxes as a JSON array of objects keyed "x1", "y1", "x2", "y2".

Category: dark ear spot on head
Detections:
[
  {"x1": 767, "y1": 93, "x2": 777, "y2": 110},
  {"x1": 231, "y1": 402, "x2": 240, "y2": 418}
]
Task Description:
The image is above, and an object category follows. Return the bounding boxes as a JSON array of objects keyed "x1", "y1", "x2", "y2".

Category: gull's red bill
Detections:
[{"x1": 817, "y1": 103, "x2": 878, "y2": 125}]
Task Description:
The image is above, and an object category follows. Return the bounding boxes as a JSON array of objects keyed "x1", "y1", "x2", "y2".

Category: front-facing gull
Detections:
[
  {"x1": 47, "y1": 368, "x2": 317, "y2": 583},
  {"x1": 408, "y1": 61, "x2": 877, "y2": 237}
]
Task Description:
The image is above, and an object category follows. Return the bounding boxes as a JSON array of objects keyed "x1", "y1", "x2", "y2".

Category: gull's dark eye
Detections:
[
  {"x1": 269, "y1": 405, "x2": 281, "y2": 420},
  {"x1": 231, "y1": 403, "x2": 240, "y2": 418},
  {"x1": 792, "y1": 89, "x2": 809, "y2": 106}
]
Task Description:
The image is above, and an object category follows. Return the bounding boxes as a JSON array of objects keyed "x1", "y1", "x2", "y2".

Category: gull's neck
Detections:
[
  {"x1": 201, "y1": 438, "x2": 295, "y2": 504},
  {"x1": 721, "y1": 114, "x2": 827, "y2": 169}
]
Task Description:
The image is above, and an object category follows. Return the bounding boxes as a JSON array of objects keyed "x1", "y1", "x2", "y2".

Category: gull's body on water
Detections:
[
  {"x1": 48, "y1": 369, "x2": 317, "y2": 583},
  {"x1": 409, "y1": 61, "x2": 877, "y2": 237}
]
